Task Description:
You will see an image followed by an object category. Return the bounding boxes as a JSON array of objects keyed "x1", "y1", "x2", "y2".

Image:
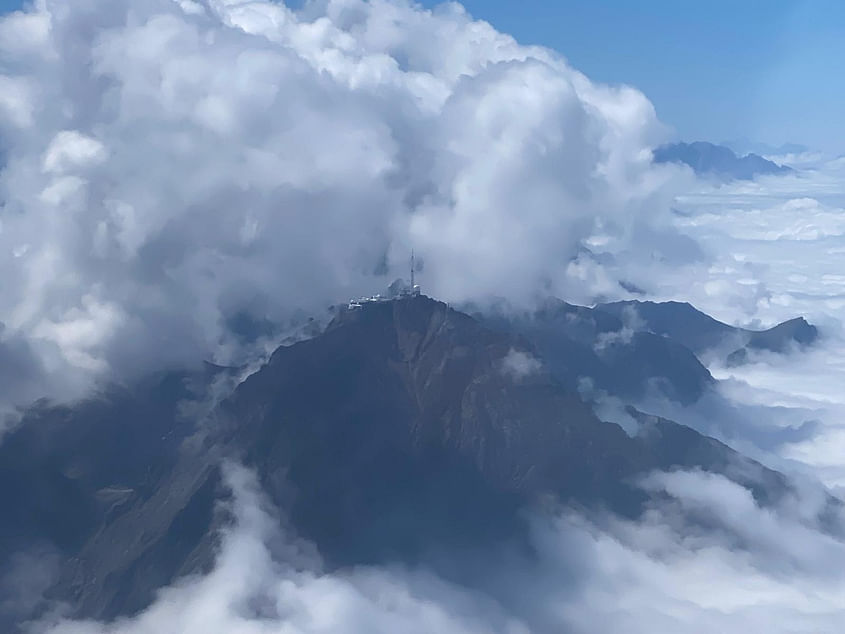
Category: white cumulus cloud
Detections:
[{"x1": 0, "y1": 0, "x2": 687, "y2": 413}]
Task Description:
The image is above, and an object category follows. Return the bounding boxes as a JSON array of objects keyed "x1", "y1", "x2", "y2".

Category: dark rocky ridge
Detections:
[
  {"x1": 0, "y1": 295, "x2": 806, "y2": 627},
  {"x1": 596, "y1": 300, "x2": 818, "y2": 365},
  {"x1": 475, "y1": 297, "x2": 715, "y2": 404}
]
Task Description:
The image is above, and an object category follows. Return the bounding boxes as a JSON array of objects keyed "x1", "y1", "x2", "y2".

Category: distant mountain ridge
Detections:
[
  {"x1": 653, "y1": 141, "x2": 793, "y2": 180},
  {"x1": 595, "y1": 300, "x2": 818, "y2": 365}
]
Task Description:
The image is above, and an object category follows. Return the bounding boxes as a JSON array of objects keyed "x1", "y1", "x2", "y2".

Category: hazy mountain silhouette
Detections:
[{"x1": 654, "y1": 141, "x2": 792, "y2": 180}]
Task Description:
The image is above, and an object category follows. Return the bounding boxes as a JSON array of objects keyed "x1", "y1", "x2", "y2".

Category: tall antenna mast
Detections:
[{"x1": 410, "y1": 249, "x2": 415, "y2": 290}]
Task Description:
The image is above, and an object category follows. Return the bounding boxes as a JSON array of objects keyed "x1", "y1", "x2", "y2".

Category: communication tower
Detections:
[{"x1": 411, "y1": 250, "x2": 420, "y2": 296}]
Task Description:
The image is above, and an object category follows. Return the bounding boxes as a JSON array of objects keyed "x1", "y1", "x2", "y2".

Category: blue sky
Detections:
[
  {"x1": 421, "y1": 0, "x2": 845, "y2": 154},
  {"x1": 2, "y1": 0, "x2": 843, "y2": 153}
]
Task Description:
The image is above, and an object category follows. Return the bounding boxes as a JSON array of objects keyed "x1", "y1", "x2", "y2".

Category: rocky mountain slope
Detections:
[
  {"x1": 477, "y1": 298, "x2": 715, "y2": 404},
  {"x1": 0, "y1": 295, "x2": 819, "y2": 627}
]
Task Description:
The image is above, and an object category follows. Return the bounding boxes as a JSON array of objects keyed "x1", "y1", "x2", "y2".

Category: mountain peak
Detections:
[{"x1": 0, "y1": 295, "x2": 804, "y2": 623}]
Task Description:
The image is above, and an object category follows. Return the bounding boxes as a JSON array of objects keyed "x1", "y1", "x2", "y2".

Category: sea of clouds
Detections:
[{"x1": 4, "y1": 0, "x2": 845, "y2": 632}]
